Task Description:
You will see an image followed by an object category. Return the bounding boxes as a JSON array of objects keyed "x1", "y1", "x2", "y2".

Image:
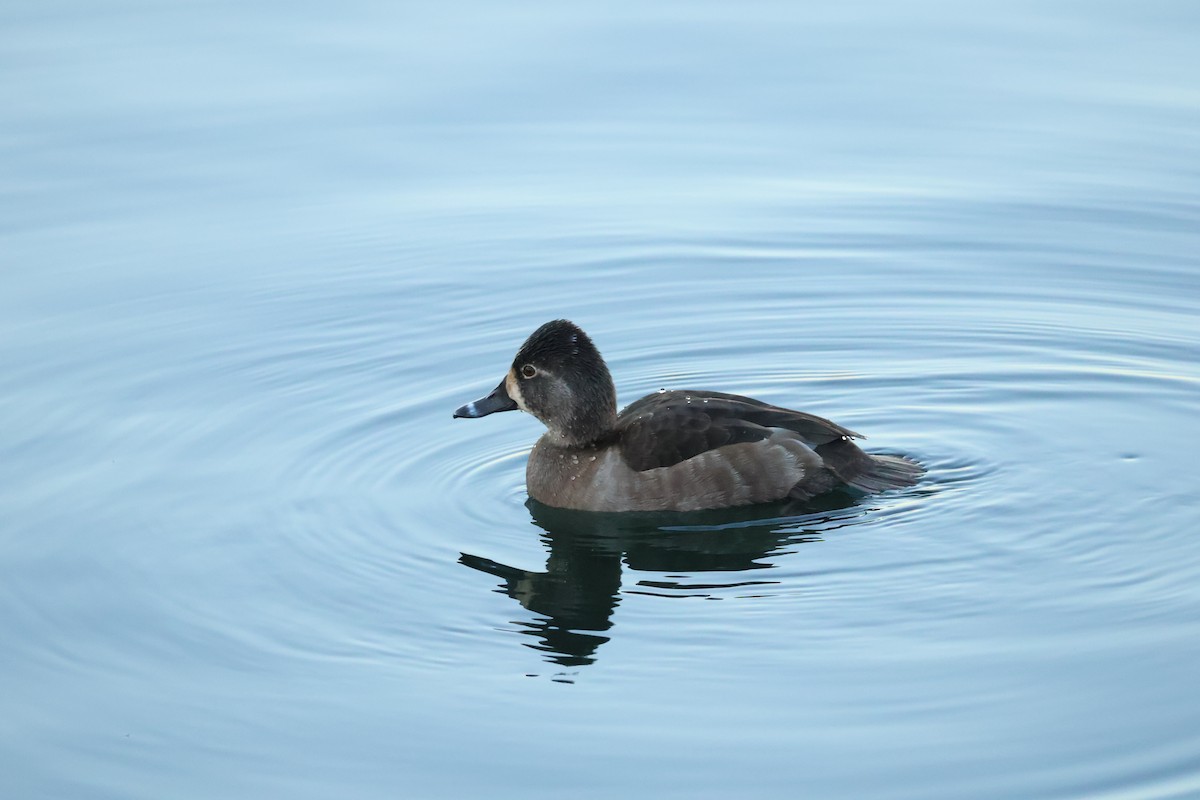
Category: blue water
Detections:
[{"x1": 4, "y1": 2, "x2": 1200, "y2": 798}]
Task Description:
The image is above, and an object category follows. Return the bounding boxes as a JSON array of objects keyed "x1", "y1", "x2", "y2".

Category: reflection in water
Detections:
[{"x1": 460, "y1": 493, "x2": 863, "y2": 668}]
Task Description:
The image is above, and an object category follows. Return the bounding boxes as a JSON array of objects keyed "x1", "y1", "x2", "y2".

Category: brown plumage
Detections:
[{"x1": 454, "y1": 320, "x2": 923, "y2": 512}]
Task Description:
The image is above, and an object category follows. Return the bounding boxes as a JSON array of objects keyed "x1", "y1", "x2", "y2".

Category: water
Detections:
[{"x1": 3, "y1": 1, "x2": 1200, "y2": 798}]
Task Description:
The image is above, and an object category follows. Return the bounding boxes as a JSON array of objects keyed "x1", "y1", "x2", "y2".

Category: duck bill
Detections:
[{"x1": 453, "y1": 379, "x2": 518, "y2": 418}]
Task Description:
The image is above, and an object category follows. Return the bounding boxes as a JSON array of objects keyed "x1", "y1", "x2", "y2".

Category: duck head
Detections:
[{"x1": 453, "y1": 319, "x2": 617, "y2": 447}]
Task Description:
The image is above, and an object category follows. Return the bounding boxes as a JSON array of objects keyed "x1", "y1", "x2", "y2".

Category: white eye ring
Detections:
[{"x1": 520, "y1": 364, "x2": 537, "y2": 379}]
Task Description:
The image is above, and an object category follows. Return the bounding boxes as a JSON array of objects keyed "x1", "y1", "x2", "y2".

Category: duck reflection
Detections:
[{"x1": 459, "y1": 492, "x2": 861, "y2": 668}]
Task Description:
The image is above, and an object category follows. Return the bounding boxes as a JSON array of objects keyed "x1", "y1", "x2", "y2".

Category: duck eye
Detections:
[{"x1": 520, "y1": 364, "x2": 537, "y2": 379}]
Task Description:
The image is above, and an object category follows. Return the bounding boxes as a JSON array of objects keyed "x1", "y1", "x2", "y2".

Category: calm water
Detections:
[{"x1": 4, "y1": 2, "x2": 1200, "y2": 798}]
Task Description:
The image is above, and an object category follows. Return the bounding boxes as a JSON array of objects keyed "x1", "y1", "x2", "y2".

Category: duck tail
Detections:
[{"x1": 844, "y1": 453, "x2": 925, "y2": 493}]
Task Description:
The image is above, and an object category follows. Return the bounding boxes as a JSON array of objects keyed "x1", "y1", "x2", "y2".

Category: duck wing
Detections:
[{"x1": 615, "y1": 390, "x2": 862, "y2": 472}]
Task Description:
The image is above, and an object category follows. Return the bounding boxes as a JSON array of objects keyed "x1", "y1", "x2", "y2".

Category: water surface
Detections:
[{"x1": 3, "y1": 2, "x2": 1200, "y2": 798}]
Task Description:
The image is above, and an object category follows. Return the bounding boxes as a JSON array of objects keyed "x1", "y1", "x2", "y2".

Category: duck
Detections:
[{"x1": 453, "y1": 319, "x2": 923, "y2": 512}]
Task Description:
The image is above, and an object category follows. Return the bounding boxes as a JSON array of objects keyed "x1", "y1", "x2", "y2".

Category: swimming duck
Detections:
[{"x1": 454, "y1": 320, "x2": 922, "y2": 512}]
